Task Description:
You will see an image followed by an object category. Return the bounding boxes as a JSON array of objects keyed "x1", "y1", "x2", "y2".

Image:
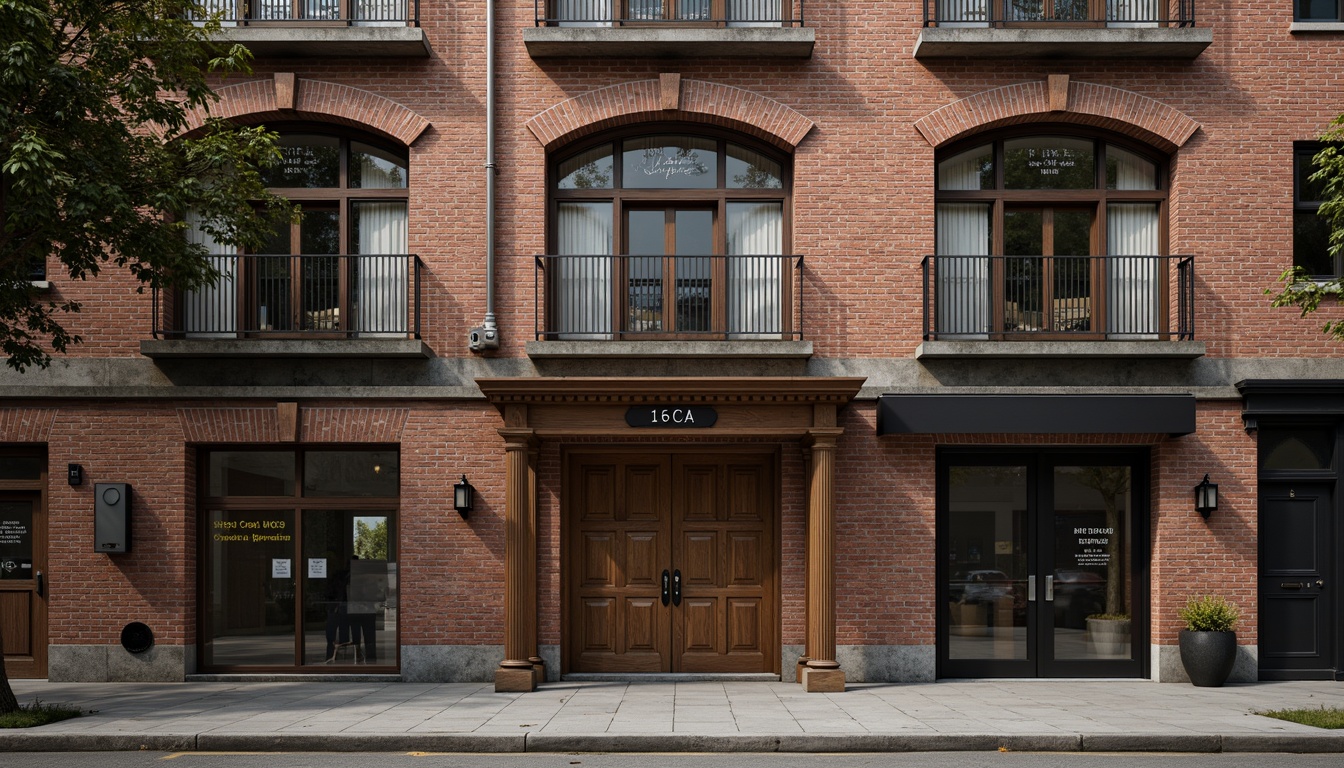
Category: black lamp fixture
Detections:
[
  {"x1": 454, "y1": 475, "x2": 475, "y2": 517},
  {"x1": 1194, "y1": 474, "x2": 1218, "y2": 519}
]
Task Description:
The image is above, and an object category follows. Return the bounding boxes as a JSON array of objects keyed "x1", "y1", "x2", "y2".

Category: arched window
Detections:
[
  {"x1": 932, "y1": 130, "x2": 1172, "y2": 340},
  {"x1": 545, "y1": 128, "x2": 795, "y2": 340},
  {"x1": 182, "y1": 129, "x2": 411, "y2": 339}
]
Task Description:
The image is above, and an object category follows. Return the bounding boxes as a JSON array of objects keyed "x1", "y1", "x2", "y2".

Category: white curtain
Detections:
[
  {"x1": 557, "y1": 202, "x2": 613, "y2": 339},
  {"x1": 936, "y1": 150, "x2": 991, "y2": 337},
  {"x1": 939, "y1": 0, "x2": 989, "y2": 26},
  {"x1": 727, "y1": 202, "x2": 783, "y2": 339},
  {"x1": 557, "y1": 0, "x2": 613, "y2": 27},
  {"x1": 355, "y1": 202, "x2": 408, "y2": 337},
  {"x1": 189, "y1": 0, "x2": 238, "y2": 26},
  {"x1": 1107, "y1": 203, "x2": 1160, "y2": 338},
  {"x1": 728, "y1": 0, "x2": 783, "y2": 28},
  {"x1": 1108, "y1": 0, "x2": 1160, "y2": 27},
  {"x1": 183, "y1": 212, "x2": 238, "y2": 337},
  {"x1": 353, "y1": 0, "x2": 405, "y2": 26}
]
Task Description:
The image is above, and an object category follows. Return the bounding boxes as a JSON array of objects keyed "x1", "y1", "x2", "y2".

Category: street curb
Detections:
[{"x1": 3, "y1": 731, "x2": 1344, "y2": 753}]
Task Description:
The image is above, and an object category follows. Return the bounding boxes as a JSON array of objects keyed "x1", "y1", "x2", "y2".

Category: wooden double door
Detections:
[{"x1": 566, "y1": 450, "x2": 778, "y2": 674}]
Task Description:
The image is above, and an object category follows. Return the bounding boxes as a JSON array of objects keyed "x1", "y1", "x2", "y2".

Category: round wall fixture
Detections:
[{"x1": 120, "y1": 622, "x2": 154, "y2": 654}]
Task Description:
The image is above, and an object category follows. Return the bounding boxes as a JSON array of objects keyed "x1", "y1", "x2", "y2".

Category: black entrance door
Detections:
[
  {"x1": 1259, "y1": 482, "x2": 1336, "y2": 680},
  {"x1": 939, "y1": 450, "x2": 1148, "y2": 678}
]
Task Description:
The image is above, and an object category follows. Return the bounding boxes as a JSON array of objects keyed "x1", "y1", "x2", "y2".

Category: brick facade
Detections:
[{"x1": 3, "y1": 3, "x2": 1343, "y2": 685}]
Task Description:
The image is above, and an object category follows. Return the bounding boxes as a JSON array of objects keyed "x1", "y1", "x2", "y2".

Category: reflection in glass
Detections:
[
  {"x1": 1053, "y1": 466, "x2": 1132, "y2": 661},
  {"x1": 262, "y1": 135, "x2": 340, "y2": 189},
  {"x1": 0, "y1": 457, "x2": 43, "y2": 481},
  {"x1": 0, "y1": 501, "x2": 33, "y2": 580},
  {"x1": 726, "y1": 144, "x2": 782, "y2": 189},
  {"x1": 208, "y1": 452, "x2": 295, "y2": 497},
  {"x1": 947, "y1": 466, "x2": 1028, "y2": 660},
  {"x1": 302, "y1": 510, "x2": 397, "y2": 666},
  {"x1": 622, "y1": 136, "x2": 717, "y2": 189},
  {"x1": 938, "y1": 144, "x2": 994, "y2": 191},
  {"x1": 350, "y1": 142, "x2": 408, "y2": 189},
  {"x1": 304, "y1": 451, "x2": 399, "y2": 497},
  {"x1": 1261, "y1": 428, "x2": 1334, "y2": 470},
  {"x1": 557, "y1": 146, "x2": 614, "y2": 189},
  {"x1": 1004, "y1": 137, "x2": 1094, "y2": 190},
  {"x1": 205, "y1": 509, "x2": 297, "y2": 667},
  {"x1": 675, "y1": 210, "x2": 713, "y2": 332}
]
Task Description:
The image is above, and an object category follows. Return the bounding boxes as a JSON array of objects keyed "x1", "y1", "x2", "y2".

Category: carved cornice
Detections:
[{"x1": 475, "y1": 377, "x2": 865, "y2": 411}]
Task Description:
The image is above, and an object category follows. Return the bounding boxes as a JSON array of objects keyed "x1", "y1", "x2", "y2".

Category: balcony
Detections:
[
  {"x1": 143, "y1": 254, "x2": 429, "y2": 359},
  {"x1": 530, "y1": 253, "x2": 808, "y2": 358},
  {"x1": 191, "y1": 0, "x2": 430, "y2": 57},
  {"x1": 919, "y1": 254, "x2": 1205, "y2": 358},
  {"x1": 524, "y1": 0, "x2": 814, "y2": 58},
  {"x1": 914, "y1": 0, "x2": 1211, "y2": 58}
]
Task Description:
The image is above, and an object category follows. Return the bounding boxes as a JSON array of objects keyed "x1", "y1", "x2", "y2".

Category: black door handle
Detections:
[
  {"x1": 36, "y1": 569, "x2": 44, "y2": 597},
  {"x1": 661, "y1": 569, "x2": 670, "y2": 606},
  {"x1": 672, "y1": 569, "x2": 682, "y2": 606}
]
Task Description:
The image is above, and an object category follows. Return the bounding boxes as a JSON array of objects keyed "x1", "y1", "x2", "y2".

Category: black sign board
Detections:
[{"x1": 625, "y1": 405, "x2": 718, "y2": 428}]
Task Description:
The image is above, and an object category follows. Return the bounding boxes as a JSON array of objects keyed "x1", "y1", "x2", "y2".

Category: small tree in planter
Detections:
[{"x1": 1178, "y1": 595, "x2": 1241, "y2": 687}]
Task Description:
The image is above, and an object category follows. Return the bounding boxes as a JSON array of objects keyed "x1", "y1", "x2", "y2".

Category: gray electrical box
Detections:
[{"x1": 95, "y1": 482, "x2": 131, "y2": 554}]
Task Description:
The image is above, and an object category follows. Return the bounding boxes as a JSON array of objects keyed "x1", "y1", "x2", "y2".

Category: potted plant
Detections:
[
  {"x1": 1086, "y1": 613, "x2": 1131, "y2": 656},
  {"x1": 1178, "y1": 595, "x2": 1240, "y2": 687}
]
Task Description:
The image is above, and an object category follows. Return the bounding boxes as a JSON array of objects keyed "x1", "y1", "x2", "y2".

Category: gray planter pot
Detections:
[{"x1": 1178, "y1": 629, "x2": 1237, "y2": 687}]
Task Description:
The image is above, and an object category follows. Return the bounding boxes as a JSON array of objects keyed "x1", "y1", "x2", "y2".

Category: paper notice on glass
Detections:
[
  {"x1": 272, "y1": 558, "x2": 292, "y2": 578},
  {"x1": 308, "y1": 558, "x2": 328, "y2": 578}
]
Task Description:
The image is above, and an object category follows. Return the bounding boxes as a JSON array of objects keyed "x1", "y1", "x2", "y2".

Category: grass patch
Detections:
[
  {"x1": 1259, "y1": 706, "x2": 1344, "y2": 729},
  {"x1": 0, "y1": 699, "x2": 84, "y2": 729}
]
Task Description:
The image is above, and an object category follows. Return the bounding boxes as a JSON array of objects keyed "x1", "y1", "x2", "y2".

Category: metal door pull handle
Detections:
[
  {"x1": 672, "y1": 569, "x2": 682, "y2": 607},
  {"x1": 1045, "y1": 575, "x2": 1054, "y2": 602},
  {"x1": 1281, "y1": 582, "x2": 1304, "y2": 589},
  {"x1": 1027, "y1": 575, "x2": 1036, "y2": 602},
  {"x1": 661, "y1": 570, "x2": 671, "y2": 606}
]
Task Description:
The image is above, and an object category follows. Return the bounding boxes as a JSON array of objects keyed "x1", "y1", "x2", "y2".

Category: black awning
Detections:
[{"x1": 877, "y1": 394, "x2": 1196, "y2": 436}]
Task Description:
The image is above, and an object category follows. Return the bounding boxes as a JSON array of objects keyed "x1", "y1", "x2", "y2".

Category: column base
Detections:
[
  {"x1": 530, "y1": 658, "x2": 546, "y2": 687},
  {"x1": 795, "y1": 657, "x2": 810, "y2": 684},
  {"x1": 801, "y1": 666, "x2": 845, "y2": 693},
  {"x1": 495, "y1": 666, "x2": 537, "y2": 692}
]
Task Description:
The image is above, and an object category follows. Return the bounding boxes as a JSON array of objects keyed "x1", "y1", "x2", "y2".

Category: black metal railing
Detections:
[
  {"x1": 153, "y1": 254, "x2": 422, "y2": 339},
  {"x1": 922, "y1": 0, "x2": 1194, "y2": 27},
  {"x1": 535, "y1": 0, "x2": 804, "y2": 27},
  {"x1": 189, "y1": 0, "x2": 420, "y2": 26},
  {"x1": 535, "y1": 253, "x2": 804, "y2": 340},
  {"x1": 921, "y1": 254, "x2": 1194, "y2": 340}
]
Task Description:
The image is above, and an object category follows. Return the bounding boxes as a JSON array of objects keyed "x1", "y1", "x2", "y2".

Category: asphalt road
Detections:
[{"x1": 6, "y1": 753, "x2": 1344, "y2": 768}]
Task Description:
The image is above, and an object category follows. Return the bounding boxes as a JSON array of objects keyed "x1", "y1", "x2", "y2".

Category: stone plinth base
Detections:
[
  {"x1": 494, "y1": 666, "x2": 536, "y2": 692},
  {"x1": 801, "y1": 666, "x2": 845, "y2": 693}
]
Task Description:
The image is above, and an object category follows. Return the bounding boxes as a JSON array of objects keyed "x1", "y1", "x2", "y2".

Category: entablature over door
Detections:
[{"x1": 475, "y1": 377, "x2": 864, "y2": 438}]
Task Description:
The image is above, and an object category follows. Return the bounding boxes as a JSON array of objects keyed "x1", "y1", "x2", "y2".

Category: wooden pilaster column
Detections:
[
  {"x1": 495, "y1": 425, "x2": 537, "y2": 692},
  {"x1": 802, "y1": 428, "x2": 845, "y2": 692}
]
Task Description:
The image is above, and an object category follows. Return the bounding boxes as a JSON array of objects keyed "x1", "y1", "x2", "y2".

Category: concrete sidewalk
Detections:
[{"x1": 4, "y1": 678, "x2": 1344, "y2": 753}]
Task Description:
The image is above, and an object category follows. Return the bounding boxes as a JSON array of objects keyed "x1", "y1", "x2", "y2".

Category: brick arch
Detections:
[
  {"x1": 915, "y1": 80, "x2": 1199, "y2": 153},
  {"x1": 525, "y1": 79, "x2": 815, "y2": 152},
  {"x1": 180, "y1": 78, "x2": 430, "y2": 147}
]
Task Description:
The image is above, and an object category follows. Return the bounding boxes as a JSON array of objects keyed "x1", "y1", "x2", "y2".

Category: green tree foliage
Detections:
[
  {"x1": 0, "y1": 0, "x2": 293, "y2": 371},
  {"x1": 354, "y1": 518, "x2": 388, "y2": 561},
  {"x1": 1268, "y1": 116, "x2": 1344, "y2": 338}
]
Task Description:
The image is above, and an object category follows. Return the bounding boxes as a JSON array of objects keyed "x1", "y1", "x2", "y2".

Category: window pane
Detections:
[
  {"x1": 726, "y1": 144, "x2": 783, "y2": 189},
  {"x1": 205, "y1": 508, "x2": 297, "y2": 667},
  {"x1": 1298, "y1": 0, "x2": 1341, "y2": 20},
  {"x1": 938, "y1": 144, "x2": 994, "y2": 190},
  {"x1": 208, "y1": 452, "x2": 296, "y2": 497},
  {"x1": 1106, "y1": 145, "x2": 1158, "y2": 190},
  {"x1": 0, "y1": 501, "x2": 34, "y2": 580},
  {"x1": 1004, "y1": 137, "x2": 1095, "y2": 190},
  {"x1": 350, "y1": 142, "x2": 407, "y2": 189},
  {"x1": 301, "y1": 209, "x2": 340, "y2": 255},
  {"x1": 1261, "y1": 428, "x2": 1334, "y2": 470},
  {"x1": 557, "y1": 145, "x2": 614, "y2": 189},
  {"x1": 0, "y1": 457, "x2": 43, "y2": 480},
  {"x1": 304, "y1": 451, "x2": 399, "y2": 497},
  {"x1": 1294, "y1": 211, "x2": 1335, "y2": 276},
  {"x1": 302, "y1": 510, "x2": 397, "y2": 666},
  {"x1": 622, "y1": 136, "x2": 718, "y2": 189},
  {"x1": 1297, "y1": 148, "x2": 1329, "y2": 204},
  {"x1": 262, "y1": 135, "x2": 340, "y2": 189}
]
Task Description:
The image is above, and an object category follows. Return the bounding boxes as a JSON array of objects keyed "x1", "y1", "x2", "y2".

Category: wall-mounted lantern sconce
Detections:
[
  {"x1": 1194, "y1": 474, "x2": 1218, "y2": 519},
  {"x1": 454, "y1": 475, "x2": 475, "y2": 517}
]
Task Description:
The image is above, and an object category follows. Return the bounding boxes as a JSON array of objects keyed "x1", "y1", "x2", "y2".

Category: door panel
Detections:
[
  {"x1": 1, "y1": 495, "x2": 48, "y2": 678},
  {"x1": 568, "y1": 451, "x2": 776, "y2": 674},
  {"x1": 1259, "y1": 483, "x2": 1334, "y2": 679}
]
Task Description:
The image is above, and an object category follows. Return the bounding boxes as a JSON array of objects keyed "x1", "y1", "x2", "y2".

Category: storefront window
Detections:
[{"x1": 201, "y1": 448, "x2": 398, "y2": 671}]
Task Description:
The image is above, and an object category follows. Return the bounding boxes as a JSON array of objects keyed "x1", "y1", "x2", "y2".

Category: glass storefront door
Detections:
[
  {"x1": 939, "y1": 450, "x2": 1147, "y2": 678},
  {"x1": 201, "y1": 449, "x2": 398, "y2": 672}
]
